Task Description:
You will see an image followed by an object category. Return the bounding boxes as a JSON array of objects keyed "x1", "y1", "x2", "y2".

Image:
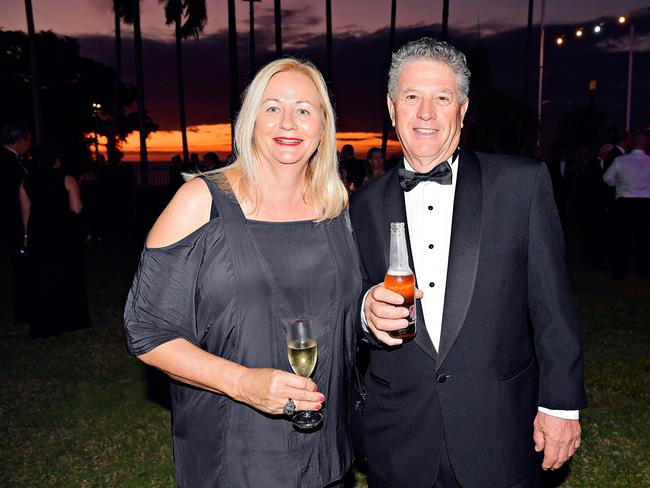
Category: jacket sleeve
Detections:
[{"x1": 527, "y1": 164, "x2": 588, "y2": 410}]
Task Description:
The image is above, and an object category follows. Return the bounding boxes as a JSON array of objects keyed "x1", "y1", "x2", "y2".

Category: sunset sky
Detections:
[{"x1": 3, "y1": 0, "x2": 649, "y2": 159}]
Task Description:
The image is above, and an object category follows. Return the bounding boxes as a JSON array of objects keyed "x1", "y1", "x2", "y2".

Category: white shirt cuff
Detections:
[
  {"x1": 360, "y1": 288, "x2": 371, "y2": 333},
  {"x1": 538, "y1": 406, "x2": 579, "y2": 420}
]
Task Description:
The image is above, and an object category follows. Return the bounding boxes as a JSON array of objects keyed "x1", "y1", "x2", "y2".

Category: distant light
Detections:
[
  {"x1": 575, "y1": 28, "x2": 584, "y2": 38},
  {"x1": 618, "y1": 16, "x2": 627, "y2": 24},
  {"x1": 555, "y1": 36, "x2": 564, "y2": 46},
  {"x1": 593, "y1": 25, "x2": 602, "y2": 33}
]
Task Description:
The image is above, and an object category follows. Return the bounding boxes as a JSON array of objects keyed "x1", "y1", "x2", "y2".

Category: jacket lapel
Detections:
[
  {"x1": 383, "y1": 161, "x2": 437, "y2": 361},
  {"x1": 436, "y1": 148, "x2": 482, "y2": 370}
]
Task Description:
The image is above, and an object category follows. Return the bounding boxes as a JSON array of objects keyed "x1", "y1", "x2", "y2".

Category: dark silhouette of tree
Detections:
[
  {"x1": 227, "y1": 0, "x2": 239, "y2": 147},
  {"x1": 0, "y1": 30, "x2": 156, "y2": 155},
  {"x1": 110, "y1": 0, "x2": 125, "y2": 163},
  {"x1": 24, "y1": 0, "x2": 42, "y2": 144},
  {"x1": 121, "y1": 0, "x2": 150, "y2": 184},
  {"x1": 441, "y1": 0, "x2": 450, "y2": 41},
  {"x1": 161, "y1": 0, "x2": 207, "y2": 165},
  {"x1": 325, "y1": 0, "x2": 333, "y2": 82},
  {"x1": 274, "y1": 0, "x2": 282, "y2": 57},
  {"x1": 381, "y1": 0, "x2": 397, "y2": 155}
]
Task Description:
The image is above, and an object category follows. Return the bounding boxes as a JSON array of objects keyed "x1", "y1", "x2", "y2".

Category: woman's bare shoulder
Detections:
[{"x1": 146, "y1": 178, "x2": 212, "y2": 248}]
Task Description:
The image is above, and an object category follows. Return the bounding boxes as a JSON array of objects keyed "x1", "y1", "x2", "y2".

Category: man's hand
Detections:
[
  {"x1": 364, "y1": 283, "x2": 423, "y2": 346},
  {"x1": 533, "y1": 411, "x2": 581, "y2": 470}
]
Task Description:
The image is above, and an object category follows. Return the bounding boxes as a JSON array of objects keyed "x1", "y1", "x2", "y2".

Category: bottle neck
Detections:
[{"x1": 388, "y1": 226, "x2": 412, "y2": 275}]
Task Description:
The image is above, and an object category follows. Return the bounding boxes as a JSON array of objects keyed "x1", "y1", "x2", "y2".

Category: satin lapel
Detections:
[
  {"x1": 383, "y1": 160, "x2": 437, "y2": 361},
  {"x1": 436, "y1": 148, "x2": 482, "y2": 370}
]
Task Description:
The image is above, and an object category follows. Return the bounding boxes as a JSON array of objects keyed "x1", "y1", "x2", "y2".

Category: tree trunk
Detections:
[
  {"x1": 325, "y1": 0, "x2": 333, "y2": 82},
  {"x1": 248, "y1": 0, "x2": 256, "y2": 77},
  {"x1": 175, "y1": 18, "x2": 190, "y2": 165},
  {"x1": 110, "y1": 0, "x2": 122, "y2": 163},
  {"x1": 274, "y1": 0, "x2": 282, "y2": 57},
  {"x1": 523, "y1": 0, "x2": 534, "y2": 103},
  {"x1": 381, "y1": 0, "x2": 396, "y2": 156},
  {"x1": 24, "y1": 0, "x2": 43, "y2": 145},
  {"x1": 227, "y1": 0, "x2": 239, "y2": 149},
  {"x1": 441, "y1": 0, "x2": 450, "y2": 41},
  {"x1": 133, "y1": 0, "x2": 148, "y2": 185}
]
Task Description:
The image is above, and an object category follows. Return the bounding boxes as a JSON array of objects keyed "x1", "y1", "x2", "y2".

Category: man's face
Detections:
[{"x1": 388, "y1": 59, "x2": 468, "y2": 173}]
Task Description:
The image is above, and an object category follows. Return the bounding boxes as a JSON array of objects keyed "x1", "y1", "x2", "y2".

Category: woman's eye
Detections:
[
  {"x1": 266, "y1": 106, "x2": 280, "y2": 113},
  {"x1": 297, "y1": 108, "x2": 310, "y2": 116}
]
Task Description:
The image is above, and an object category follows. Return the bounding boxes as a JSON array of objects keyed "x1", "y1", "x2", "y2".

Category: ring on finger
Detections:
[{"x1": 282, "y1": 399, "x2": 296, "y2": 416}]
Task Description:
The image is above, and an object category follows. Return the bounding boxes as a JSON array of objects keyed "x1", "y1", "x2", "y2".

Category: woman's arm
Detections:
[
  {"x1": 139, "y1": 338, "x2": 323, "y2": 415},
  {"x1": 64, "y1": 175, "x2": 83, "y2": 214}
]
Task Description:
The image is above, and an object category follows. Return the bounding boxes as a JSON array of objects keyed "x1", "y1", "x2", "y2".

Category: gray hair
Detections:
[{"x1": 388, "y1": 37, "x2": 471, "y2": 103}]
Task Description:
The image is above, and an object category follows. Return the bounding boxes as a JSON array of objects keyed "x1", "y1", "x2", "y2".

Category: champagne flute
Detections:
[{"x1": 287, "y1": 317, "x2": 323, "y2": 429}]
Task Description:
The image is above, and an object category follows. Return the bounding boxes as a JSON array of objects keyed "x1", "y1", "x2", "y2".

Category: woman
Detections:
[
  {"x1": 124, "y1": 58, "x2": 361, "y2": 487},
  {"x1": 19, "y1": 147, "x2": 91, "y2": 337},
  {"x1": 363, "y1": 147, "x2": 385, "y2": 184}
]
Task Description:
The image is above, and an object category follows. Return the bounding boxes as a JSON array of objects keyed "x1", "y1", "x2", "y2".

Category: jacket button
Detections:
[{"x1": 437, "y1": 374, "x2": 447, "y2": 383}]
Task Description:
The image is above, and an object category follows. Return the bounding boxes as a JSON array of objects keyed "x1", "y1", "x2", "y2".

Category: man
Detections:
[
  {"x1": 1, "y1": 124, "x2": 32, "y2": 324},
  {"x1": 603, "y1": 129, "x2": 630, "y2": 171},
  {"x1": 578, "y1": 144, "x2": 611, "y2": 267},
  {"x1": 603, "y1": 134, "x2": 650, "y2": 279},
  {"x1": 341, "y1": 143, "x2": 366, "y2": 189},
  {"x1": 350, "y1": 38, "x2": 586, "y2": 488}
]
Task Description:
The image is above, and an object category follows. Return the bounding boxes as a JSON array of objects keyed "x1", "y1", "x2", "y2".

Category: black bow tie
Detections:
[{"x1": 398, "y1": 160, "x2": 453, "y2": 192}]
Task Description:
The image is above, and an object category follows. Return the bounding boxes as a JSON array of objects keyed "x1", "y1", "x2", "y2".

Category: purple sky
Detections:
[
  {"x1": 3, "y1": 0, "x2": 648, "y2": 40},
  {"x1": 3, "y1": 0, "x2": 649, "y2": 144}
]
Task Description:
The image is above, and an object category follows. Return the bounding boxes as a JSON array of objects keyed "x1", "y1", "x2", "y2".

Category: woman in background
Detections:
[{"x1": 19, "y1": 147, "x2": 91, "y2": 338}]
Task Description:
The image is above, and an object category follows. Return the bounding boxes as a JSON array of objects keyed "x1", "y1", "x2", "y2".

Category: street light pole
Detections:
[
  {"x1": 536, "y1": 0, "x2": 545, "y2": 149},
  {"x1": 626, "y1": 24, "x2": 634, "y2": 131}
]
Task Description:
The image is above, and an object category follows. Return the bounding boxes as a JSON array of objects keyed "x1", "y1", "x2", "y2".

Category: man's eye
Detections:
[
  {"x1": 405, "y1": 94, "x2": 418, "y2": 100},
  {"x1": 437, "y1": 96, "x2": 451, "y2": 104}
]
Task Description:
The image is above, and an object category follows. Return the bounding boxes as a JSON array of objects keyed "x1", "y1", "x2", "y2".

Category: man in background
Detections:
[
  {"x1": 603, "y1": 134, "x2": 650, "y2": 280},
  {"x1": 1, "y1": 124, "x2": 32, "y2": 324}
]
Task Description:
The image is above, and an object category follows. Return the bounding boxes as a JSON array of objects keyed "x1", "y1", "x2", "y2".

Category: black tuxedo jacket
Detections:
[{"x1": 349, "y1": 148, "x2": 587, "y2": 488}]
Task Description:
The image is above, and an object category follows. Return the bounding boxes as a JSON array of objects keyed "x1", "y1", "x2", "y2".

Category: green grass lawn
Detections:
[{"x1": 1, "y1": 237, "x2": 648, "y2": 487}]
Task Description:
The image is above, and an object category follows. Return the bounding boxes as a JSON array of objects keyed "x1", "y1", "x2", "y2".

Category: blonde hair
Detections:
[{"x1": 192, "y1": 57, "x2": 347, "y2": 222}]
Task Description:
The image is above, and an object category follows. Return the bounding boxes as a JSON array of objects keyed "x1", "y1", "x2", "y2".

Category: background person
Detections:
[
  {"x1": 603, "y1": 133, "x2": 650, "y2": 280},
  {"x1": 123, "y1": 58, "x2": 360, "y2": 487},
  {"x1": 19, "y1": 147, "x2": 91, "y2": 338},
  {"x1": 363, "y1": 147, "x2": 386, "y2": 184}
]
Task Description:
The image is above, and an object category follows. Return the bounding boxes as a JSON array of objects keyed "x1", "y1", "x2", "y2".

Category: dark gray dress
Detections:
[{"x1": 124, "y1": 179, "x2": 361, "y2": 487}]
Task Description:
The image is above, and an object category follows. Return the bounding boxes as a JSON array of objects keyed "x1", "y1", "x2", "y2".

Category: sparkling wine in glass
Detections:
[{"x1": 287, "y1": 317, "x2": 323, "y2": 429}]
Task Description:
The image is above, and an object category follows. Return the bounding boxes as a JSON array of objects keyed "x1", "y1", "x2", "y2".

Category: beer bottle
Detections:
[{"x1": 384, "y1": 222, "x2": 416, "y2": 339}]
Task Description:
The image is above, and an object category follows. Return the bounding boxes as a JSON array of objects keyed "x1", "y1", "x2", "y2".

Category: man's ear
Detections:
[
  {"x1": 387, "y1": 94, "x2": 396, "y2": 127},
  {"x1": 460, "y1": 98, "x2": 469, "y2": 128}
]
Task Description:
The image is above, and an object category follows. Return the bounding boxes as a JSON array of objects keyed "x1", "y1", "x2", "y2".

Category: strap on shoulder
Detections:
[{"x1": 200, "y1": 176, "x2": 220, "y2": 220}]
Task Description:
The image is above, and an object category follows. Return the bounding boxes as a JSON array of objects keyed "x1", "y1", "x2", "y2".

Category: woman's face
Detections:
[
  {"x1": 253, "y1": 70, "x2": 323, "y2": 169},
  {"x1": 368, "y1": 150, "x2": 385, "y2": 171}
]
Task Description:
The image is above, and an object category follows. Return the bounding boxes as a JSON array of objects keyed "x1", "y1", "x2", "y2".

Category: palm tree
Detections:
[
  {"x1": 109, "y1": 0, "x2": 124, "y2": 163},
  {"x1": 441, "y1": 0, "x2": 450, "y2": 41},
  {"x1": 227, "y1": 0, "x2": 239, "y2": 148},
  {"x1": 161, "y1": 0, "x2": 207, "y2": 165},
  {"x1": 24, "y1": 0, "x2": 43, "y2": 144},
  {"x1": 243, "y1": 0, "x2": 260, "y2": 78},
  {"x1": 274, "y1": 0, "x2": 282, "y2": 57},
  {"x1": 381, "y1": 0, "x2": 397, "y2": 155},
  {"x1": 325, "y1": 0, "x2": 333, "y2": 82},
  {"x1": 523, "y1": 0, "x2": 534, "y2": 103},
  {"x1": 121, "y1": 0, "x2": 149, "y2": 184}
]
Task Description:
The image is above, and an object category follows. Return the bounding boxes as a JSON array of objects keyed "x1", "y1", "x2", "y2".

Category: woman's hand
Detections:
[{"x1": 234, "y1": 368, "x2": 325, "y2": 415}]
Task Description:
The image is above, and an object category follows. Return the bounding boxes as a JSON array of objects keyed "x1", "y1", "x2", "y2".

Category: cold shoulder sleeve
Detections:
[{"x1": 124, "y1": 230, "x2": 208, "y2": 356}]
